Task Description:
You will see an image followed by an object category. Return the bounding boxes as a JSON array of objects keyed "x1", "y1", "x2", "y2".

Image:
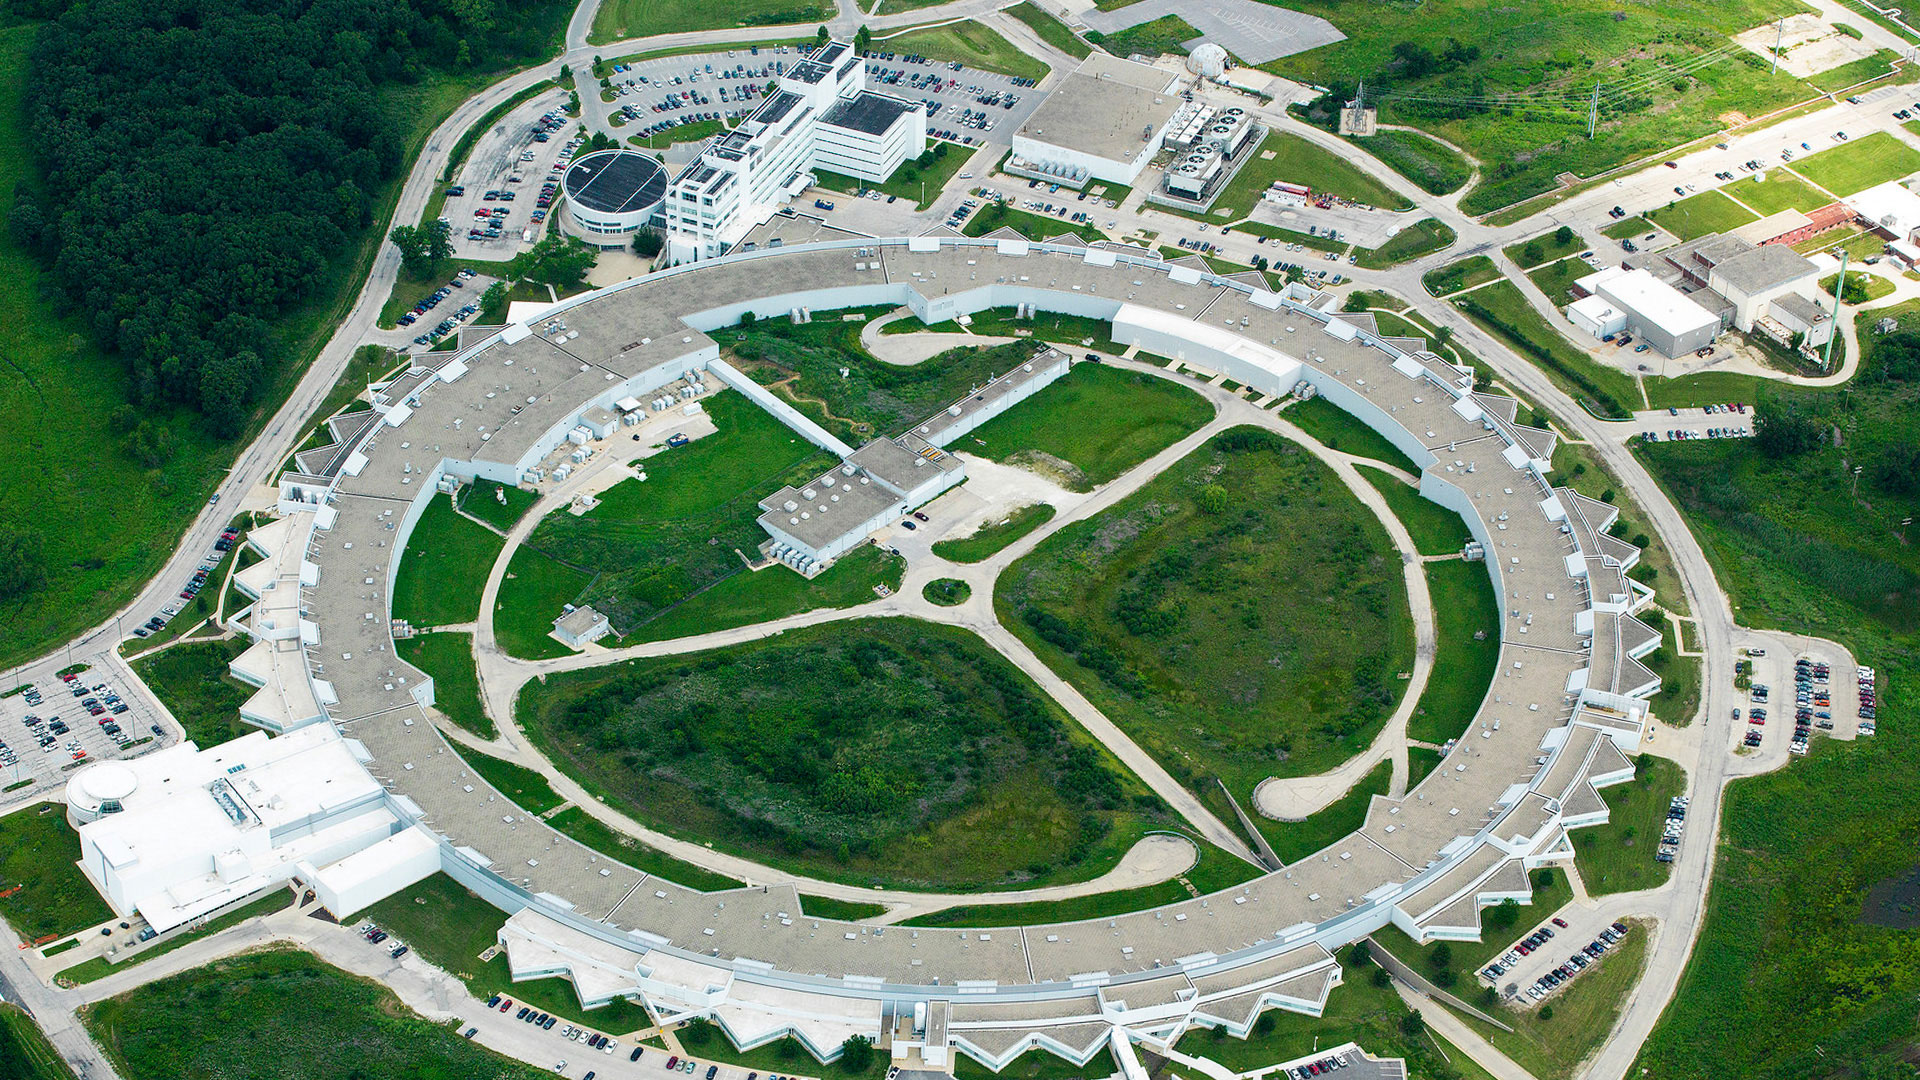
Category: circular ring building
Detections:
[{"x1": 560, "y1": 148, "x2": 667, "y2": 247}]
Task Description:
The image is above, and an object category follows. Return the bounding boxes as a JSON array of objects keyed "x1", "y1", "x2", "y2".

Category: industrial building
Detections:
[
  {"x1": 756, "y1": 348, "x2": 1070, "y2": 569},
  {"x1": 66, "y1": 725, "x2": 432, "y2": 933},
  {"x1": 1155, "y1": 103, "x2": 1260, "y2": 206},
  {"x1": 663, "y1": 41, "x2": 925, "y2": 263},
  {"x1": 1569, "y1": 267, "x2": 1721, "y2": 357},
  {"x1": 552, "y1": 604, "x2": 612, "y2": 648},
  {"x1": 560, "y1": 149, "x2": 668, "y2": 247},
  {"x1": 1009, "y1": 54, "x2": 1181, "y2": 188},
  {"x1": 1847, "y1": 178, "x2": 1920, "y2": 245}
]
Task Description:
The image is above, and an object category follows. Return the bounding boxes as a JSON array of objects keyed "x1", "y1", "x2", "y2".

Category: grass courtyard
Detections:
[
  {"x1": 517, "y1": 618, "x2": 1172, "y2": 890},
  {"x1": 998, "y1": 427, "x2": 1414, "y2": 827},
  {"x1": 1573, "y1": 755, "x2": 1687, "y2": 896},
  {"x1": 392, "y1": 496, "x2": 505, "y2": 628},
  {"x1": 129, "y1": 637, "x2": 254, "y2": 749},
  {"x1": 394, "y1": 631, "x2": 492, "y2": 739},
  {"x1": 957, "y1": 362, "x2": 1213, "y2": 490},
  {"x1": 1198, "y1": 132, "x2": 1413, "y2": 222}
]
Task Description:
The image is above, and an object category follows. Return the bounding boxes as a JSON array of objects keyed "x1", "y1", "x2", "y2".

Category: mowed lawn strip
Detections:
[
  {"x1": 590, "y1": 0, "x2": 826, "y2": 43},
  {"x1": 933, "y1": 503, "x2": 1058, "y2": 563},
  {"x1": 1281, "y1": 395, "x2": 1422, "y2": 474},
  {"x1": 1408, "y1": 559, "x2": 1501, "y2": 746},
  {"x1": 1789, "y1": 131, "x2": 1920, "y2": 197},
  {"x1": 1357, "y1": 465, "x2": 1473, "y2": 556},
  {"x1": 392, "y1": 496, "x2": 505, "y2": 627},
  {"x1": 1572, "y1": 755, "x2": 1686, "y2": 896},
  {"x1": 394, "y1": 631, "x2": 493, "y2": 738},
  {"x1": 960, "y1": 362, "x2": 1213, "y2": 490},
  {"x1": 1648, "y1": 189, "x2": 1759, "y2": 241}
]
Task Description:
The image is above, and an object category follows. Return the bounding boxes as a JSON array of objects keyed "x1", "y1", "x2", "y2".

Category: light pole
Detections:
[{"x1": 1852, "y1": 465, "x2": 1864, "y2": 498}]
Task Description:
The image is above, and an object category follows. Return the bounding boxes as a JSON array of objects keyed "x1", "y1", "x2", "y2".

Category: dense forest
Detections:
[{"x1": 5, "y1": 0, "x2": 566, "y2": 435}]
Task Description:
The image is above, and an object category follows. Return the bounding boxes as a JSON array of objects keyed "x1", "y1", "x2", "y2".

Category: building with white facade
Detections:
[
  {"x1": 1848, "y1": 179, "x2": 1920, "y2": 245},
  {"x1": 67, "y1": 725, "x2": 422, "y2": 933},
  {"x1": 1010, "y1": 53, "x2": 1182, "y2": 188},
  {"x1": 560, "y1": 149, "x2": 668, "y2": 248},
  {"x1": 664, "y1": 41, "x2": 924, "y2": 263},
  {"x1": 1571, "y1": 267, "x2": 1720, "y2": 357}
]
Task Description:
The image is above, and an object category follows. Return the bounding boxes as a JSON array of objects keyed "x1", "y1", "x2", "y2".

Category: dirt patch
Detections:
[
  {"x1": 1720, "y1": 111, "x2": 1750, "y2": 126},
  {"x1": 1003, "y1": 449, "x2": 1091, "y2": 492}
]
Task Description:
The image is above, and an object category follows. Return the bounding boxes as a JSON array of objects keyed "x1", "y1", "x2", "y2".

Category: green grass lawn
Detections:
[
  {"x1": 1408, "y1": 560, "x2": 1501, "y2": 746},
  {"x1": 1648, "y1": 189, "x2": 1760, "y2": 241},
  {"x1": 1422, "y1": 254, "x2": 1502, "y2": 297},
  {"x1": 543, "y1": 807, "x2": 744, "y2": 891},
  {"x1": 885, "y1": 306, "x2": 1124, "y2": 354},
  {"x1": 1358, "y1": 466, "x2": 1472, "y2": 555},
  {"x1": 1282, "y1": 395, "x2": 1422, "y2": 473},
  {"x1": 963, "y1": 200, "x2": 1108, "y2": 243},
  {"x1": 130, "y1": 637, "x2": 253, "y2": 749},
  {"x1": 1457, "y1": 280, "x2": 1638, "y2": 419},
  {"x1": 1086, "y1": 14, "x2": 1198, "y2": 59},
  {"x1": 627, "y1": 118, "x2": 729, "y2": 150},
  {"x1": 492, "y1": 546, "x2": 592, "y2": 660},
  {"x1": 1822, "y1": 269, "x2": 1897, "y2": 303},
  {"x1": 55, "y1": 889, "x2": 292, "y2": 986},
  {"x1": 1600, "y1": 215, "x2": 1653, "y2": 241},
  {"x1": 395, "y1": 632, "x2": 492, "y2": 739},
  {"x1": 1642, "y1": 618, "x2": 1703, "y2": 726},
  {"x1": 86, "y1": 947, "x2": 557, "y2": 1076},
  {"x1": 1169, "y1": 945, "x2": 1498, "y2": 1080},
  {"x1": 451, "y1": 743, "x2": 566, "y2": 816},
  {"x1": 1728, "y1": 171, "x2": 1831, "y2": 216},
  {"x1": 999, "y1": 427, "x2": 1414, "y2": 825},
  {"x1": 589, "y1": 0, "x2": 826, "y2": 44},
  {"x1": 118, "y1": 511, "x2": 254, "y2": 660},
  {"x1": 665, "y1": 1022, "x2": 886, "y2": 1080},
  {"x1": 0, "y1": 1004, "x2": 75, "y2": 1080},
  {"x1": 902, "y1": 837, "x2": 1263, "y2": 927},
  {"x1": 0, "y1": 805, "x2": 115, "y2": 943},
  {"x1": 393, "y1": 496, "x2": 505, "y2": 628},
  {"x1": 1407, "y1": 746, "x2": 1444, "y2": 787},
  {"x1": 1005, "y1": 2, "x2": 1091, "y2": 60},
  {"x1": 1789, "y1": 130, "x2": 1920, "y2": 197},
  {"x1": 456, "y1": 479, "x2": 538, "y2": 532},
  {"x1": 1266, "y1": 759, "x2": 1391, "y2": 864},
  {"x1": 956, "y1": 362, "x2": 1212, "y2": 490},
  {"x1": 1503, "y1": 229, "x2": 1586, "y2": 268},
  {"x1": 502, "y1": 390, "x2": 877, "y2": 646},
  {"x1": 518, "y1": 618, "x2": 1172, "y2": 891},
  {"x1": 1353, "y1": 217, "x2": 1457, "y2": 269},
  {"x1": 815, "y1": 145, "x2": 971, "y2": 210},
  {"x1": 1573, "y1": 755, "x2": 1686, "y2": 896},
  {"x1": 1203, "y1": 132, "x2": 1413, "y2": 221},
  {"x1": 1526, "y1": 256, "x2": 1592, "y2": 306},
  {"x1": 1351, "y1": 129, "x2": 1473, "y2": 195},
  {"x1": 877, "y1": 21, "x2": 1049, "y2": 82},
  {"x1": 933, "y1": 503, "x2": 1058, "y2": 563},
  {"x1": 796, "y1": 895, "x2": 889, "y2": 922},
  {"x1": 1805, "y1": 48, "x2": 1901, "y2": 93}
]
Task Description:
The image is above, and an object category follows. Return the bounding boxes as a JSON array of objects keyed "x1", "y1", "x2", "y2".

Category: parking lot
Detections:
[
  {"x1": 1481, "y1": 913, "x2": 1638, "y2": 1007},
  {"x1": 441, "y1": 86, "x2": 575, "y2": 259},
  {"x1": 1621, "y1": 401, "x2": 1755, "y2": 443},
  {"x1": 601, "y1": 45, "x2": 807, "y2": 145},
  {"x1": 1733, "y1": 642, "x2": 1871, "y2": 759},
  {"x1": 0, "y1": 664, "x2": 167, "y2": 801},
  {"x1": 860, "y1": 51, "x2": 1046, "y2": 148}
]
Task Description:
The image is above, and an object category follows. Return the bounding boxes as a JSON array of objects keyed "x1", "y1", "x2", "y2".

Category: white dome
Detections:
[
  {"x1": 1187, "y1": 43, "x2": 1228, "y2": 80},
  {"x1": 68, "y1": 762, "x2": 138, "y2": 817}
]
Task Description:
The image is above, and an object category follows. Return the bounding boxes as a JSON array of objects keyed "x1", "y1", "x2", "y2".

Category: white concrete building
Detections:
[
  {"x1": 1010, "y1": 54, "x2": 1181, "y2": 188},
  {"x1": 68, "y1": 725, "x2": 406, "y2": 933},
  {"x1": 664, "y1": 41, "x2": 924, "y2": 263},
  {"x1": 1848, "y1": 179, "x2": 1920, "y2": 244},
  {"x1": 552, "y1": 604, "x2": 612, "y2": 648},
  {"x1": 560, "y1": 149, "x2": 668, "y2": 247},
  {"x1": 1572, "y1": 267, "x2": 1719, "y2": 356}
]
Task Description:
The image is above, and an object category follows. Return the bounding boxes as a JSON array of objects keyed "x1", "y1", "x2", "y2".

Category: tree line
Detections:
[{"x1": 7, "y1": 0, "x2": 566, "y2": 439}]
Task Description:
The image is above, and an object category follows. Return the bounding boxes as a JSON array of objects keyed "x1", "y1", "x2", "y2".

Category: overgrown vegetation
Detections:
[
  {"x1": 518, "y1": 619, "x2": 1171, "y2": 889},
  {"x1": 1351, "y1": 129, "x2": 1473, "y2": 195},
  {"x1": 999, "y1": 427, "x2": 1414, "y2": 831},
  {"x1": 0, "y1": 806, "x2": 115, "y2": 942},
  {"x1": 130, "y1": 638, "x2": 253, "y2": 749}
]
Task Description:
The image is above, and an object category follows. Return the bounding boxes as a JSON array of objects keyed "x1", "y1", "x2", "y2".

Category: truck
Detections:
[
  {"x1": 815, "y1": 199, "x2": 834, "y2": 210},
  {"x1": 666, "y1": 432, "x2": 690, "y2": 448}
]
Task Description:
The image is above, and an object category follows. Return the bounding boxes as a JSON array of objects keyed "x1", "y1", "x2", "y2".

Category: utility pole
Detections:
[
  {"x1": 1825, "y1": 247, "x2": 1848, "y2": 372},
  {"x1": 1588, "y1": 83, "x2": 1601, "y2": 139},
  {"x1": 1771, "y1": 17, "x2": 1783, "y2": 75}
]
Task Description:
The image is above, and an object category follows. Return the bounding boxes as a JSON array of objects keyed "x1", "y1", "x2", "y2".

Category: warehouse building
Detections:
[
  {"x1": 1009, "y1": 54, "x2": 1181, "y2": 188},
  {"x1": 664, "y1": 41, "x2": 925, "y2": 263},
  {"x1": 1570, "y1": 267, "x2": 1721, "y2": 356},
  {"x1": 560, "y1": 149, "x2": 668, "y2": 247}
]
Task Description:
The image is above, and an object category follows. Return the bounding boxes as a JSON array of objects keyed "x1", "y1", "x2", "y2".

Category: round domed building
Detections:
[{"x1": 559, "y1": 149, "x2": 667, "y2": 248}]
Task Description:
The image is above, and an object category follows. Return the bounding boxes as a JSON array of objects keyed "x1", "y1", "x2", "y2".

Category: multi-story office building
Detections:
[{"x1": 664, "y1": 41, "x2": 926, "y2": 263}]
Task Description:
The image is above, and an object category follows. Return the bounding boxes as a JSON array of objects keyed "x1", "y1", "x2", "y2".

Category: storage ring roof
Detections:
[{"x1": 277, "y1": 235, "x2": 1661, "y2": 1034}]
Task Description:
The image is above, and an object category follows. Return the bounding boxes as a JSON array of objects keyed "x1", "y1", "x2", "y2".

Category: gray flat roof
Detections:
[
  {"x1": 1016, "y1": 59, "x2": 1176, "y2": 166},
  {"x1": 821, "y1": 91, "x2": 917, "y2": 137},
  {"x1": 564, "y1": 150, "x2": 668, "y2": 215}
]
